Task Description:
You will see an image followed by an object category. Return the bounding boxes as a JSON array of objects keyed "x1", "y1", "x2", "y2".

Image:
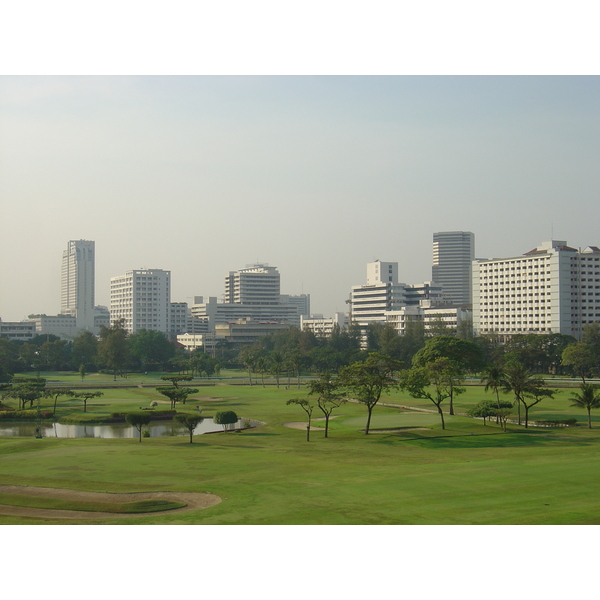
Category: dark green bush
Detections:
[{"x1": 0, "y1": 410, "x2": 53, "y2": 420}]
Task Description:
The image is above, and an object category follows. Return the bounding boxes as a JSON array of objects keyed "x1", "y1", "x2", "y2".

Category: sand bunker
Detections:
[{"x1": 0, "y1": 485, "x2": 221, "y2": 520}]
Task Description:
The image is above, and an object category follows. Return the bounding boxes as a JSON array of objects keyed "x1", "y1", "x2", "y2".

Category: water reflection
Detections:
[{"x1": 0, "y1": 418, "x2": 249, "y2": 438}]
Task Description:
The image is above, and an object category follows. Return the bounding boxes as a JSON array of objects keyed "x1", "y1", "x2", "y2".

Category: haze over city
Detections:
[{"x1": 2, "y1": 76, "x2": 600, "y2": 321}]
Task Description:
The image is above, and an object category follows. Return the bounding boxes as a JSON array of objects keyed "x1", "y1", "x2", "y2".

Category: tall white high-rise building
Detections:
[
  {"x1": 61, "y1": 240, "x2": 95, "y2": 331},
  {"x1": 472, "y1": 240, "x2": 600, "y2": 339},
  {"x1": 224, "y1": 264, "x2": 281, "y2": 305},
  {"x1": 110, "y1": 269, "x2": 171, "y2": 334},
  {"x1": 432, "y1": 231, "x2": 475, "y2": 306}
]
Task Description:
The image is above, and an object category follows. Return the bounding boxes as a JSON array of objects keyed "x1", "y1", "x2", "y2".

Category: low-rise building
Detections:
[
  {"x1": 0, "y1": 319, "x2": 37, "y2": 341},
  {"x1": 213, "y1": 318, "x2": 292, "y2": 348},
  {"x1": 300, "y1": 312, "x2": 347, "y2": 338},
  {"x1": 29, "y1": 315, "x2": 78, "y2": 340}
]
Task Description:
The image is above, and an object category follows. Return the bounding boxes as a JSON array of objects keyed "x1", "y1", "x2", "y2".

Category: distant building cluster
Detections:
[{"x1": 3, "y1": 232, "x2": 600, "y2": 348}]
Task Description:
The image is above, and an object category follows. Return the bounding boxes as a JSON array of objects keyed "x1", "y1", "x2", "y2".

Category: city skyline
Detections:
[{"x1": 2, "y1": 76, "x2": 600, "y2": 321}]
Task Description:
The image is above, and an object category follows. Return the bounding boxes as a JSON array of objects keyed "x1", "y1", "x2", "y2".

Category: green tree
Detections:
[
  {"x1": 126, "y1": 412, "x2": 153, "y2": 442},
  {"x1": 214, "y1": 410, "x2": 239, "y2": 432},
  {"x1": 307, "y1": 373, "x2": 346, "y2": 438},
  {"x1": 521, "y1": 385, "x2": 554, "y2": 428},
  {"x1": 467, "y1": 400, "x2": 497, "y2": 425},
  {"x1": 43, "y1": 387, "x2": 75, "y2": 414},
  {"x1": 79, "y1": 364, "x2": 87, "y2": 382},
  {"x1": 155, "y1": 386, "x2": 199, "y2": 410},
  {"x1": 160, "y1": 375, "x2": 193, "y2": 388},
  {"x1": 399, "y1": 359, "x2": 454, "y2": 430},
  {"x1": 502, "y1": 360, "x2": 545, "y2": 426},
  {"x1": 255, "y1": 355, "x2": 268, "y2": 387},
  {"x1": 561, "y1": 342, "x2": 597, "y2": 383},
  {"x1": 286, "y1": 398, "x2": 315, "y2": 441},
  {"x1": 582, "y1": 322, "x2": 600, "y2": 373},
  {"x1": 0, "y1": 338, "x2": 19, "y2": 379},
  {"x1": 286, "y1": 350, "x2": 305, "y2": 389},
  {"x1": 494, "y1": 406, "x2": 513, "y2": 432},
  {"x1": 72, "y1": 330, "x2": 99, "y2": 371},
  {"x1": 481, "y1": 364, "x2": 506, "y2": 410},
  {"x1": 98, "y1": 320, "x2": 129, "y2": 380},
  {"x1": 270, "y1": 351, "x2": 285, "y2": 388},
  {"x1": 239, "y1": 348, "x2": 257, "y2": 386},
  {"x1": 174, "y1": 413, "x2": 205, "y2": 443},
  {"x1": 569, "y1": 383, "x2": 600, "y2": 429},
  {"x1": 338, "y1": 352, "x2": 402, "y2": 435},
  {"x1": 5, "y1": 380, "x2": 45, "y2": 410},
  {"x1": 129, "y1": 329, "x2": 175, "y2": 371},
  {"x1": 74, "y1": 391, "x2": 103, "y2": 413},
  {"x1": 412, "y1": 336, "x2": 485, "y2": 374}
]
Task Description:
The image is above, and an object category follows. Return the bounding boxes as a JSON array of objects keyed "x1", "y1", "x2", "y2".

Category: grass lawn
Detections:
[{"x1": 1, "y1": 373, "x2": 599, "y2": 524}]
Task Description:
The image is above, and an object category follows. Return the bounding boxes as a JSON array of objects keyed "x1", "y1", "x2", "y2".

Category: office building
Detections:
[
  {"x1": 432, "y1": 231, "x2": 475, "y2": 305},
  {"x1": 0, "y1": 319, "x2": 37, "y2": 341},
  {"x1": 225, "y1": 264, "x2": 281, "y2": 305},
  {"x1": 280, "y1": 294, "x2": 310, "y2": 319},
  {"x1": 472, "y1": 240, "x2": 600, "y2": 339},
  {"x1": 349, "y1": 260, "x2": 468, "y2": 341},
  {"x1": 300, "y1": 312, "x2": 347, "y2": 338},
  {"x1": 61, "y1": 240, "x2": 95, "y2": 331},
  {"x1": 110, "y1": 269, "x2": 171, "y2": 335}
]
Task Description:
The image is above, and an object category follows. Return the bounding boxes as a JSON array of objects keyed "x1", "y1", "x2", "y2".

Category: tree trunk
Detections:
[
  {"x1": 324, "y1": 414, "x2": 329, "y2": 438},
  {"x1": 437, "y1": 404, "x2": 445, "y2": 429},
  {"x1": 449, "y1": 391, "x2": 454, "y2": 416},
  {"x1": 189, "y1": 429, "x2": 193, "y2": 443},
  {"x1": 53, "y1": 397, "x2": 58, "y2": 414},
  {"x1": 248, "y1": 368, "x2": 252, "y2": 386},
  {"x1": 588, "y1": 407, "x2": 592, "y2": 429},
  {"x1": 365, "y1": 405, "x2": 373, "y2": 435},
  {"x1": 306, "y1": 421, "x2": 311, "y2": 442},
  {"x1": 524, "y1": 405, "x2": 529, "y2": 428},
  {"x1": 84, "y1": 399, "x2": 87, "y2": 412},
  {"x1": 516, "y1": 396, "x2": 521, "y2": 425}
]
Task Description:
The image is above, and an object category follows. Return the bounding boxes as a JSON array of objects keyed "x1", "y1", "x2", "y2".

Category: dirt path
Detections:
[{"x1": 0, "y1": 485, "x2": 221, "y2": 520}]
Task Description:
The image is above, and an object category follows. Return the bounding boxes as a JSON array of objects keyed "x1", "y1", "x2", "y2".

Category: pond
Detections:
[{"x1": 0, "y1": 418, "x2": 254, "y2": 439}]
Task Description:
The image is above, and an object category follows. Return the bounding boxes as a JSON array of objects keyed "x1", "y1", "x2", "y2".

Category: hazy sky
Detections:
[{"x1": 2, "y1": 76, "x2": 600, "y2": 321}]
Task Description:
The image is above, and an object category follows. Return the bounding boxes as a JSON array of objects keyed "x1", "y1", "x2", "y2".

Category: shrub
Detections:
[
  {"x1": 0, "y1": 410, "x2": 53, "y2": 420},
  {"x1": 534, "y1": 418, "x2": 578, "y2": 427}
]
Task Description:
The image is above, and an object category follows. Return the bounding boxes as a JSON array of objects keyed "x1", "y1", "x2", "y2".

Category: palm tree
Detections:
[
  {"x1": 255, "y1": 355, "x2": 268, "y2": 388},
  {"x1": 502, "y1": 360, "x2": 544, "y2": 426},
  {"x1": 481, "y1": 364, "x2": 506, "y2": 410},
  {"x1": 569, "y1": 383, "x2": 600, "y2": 429},
  {"x1": 239, "y1": 348, "x2": 257, "y2": 386},
  {"x1": 270, "y1": 351, "x2": 284, "y2": 389}
]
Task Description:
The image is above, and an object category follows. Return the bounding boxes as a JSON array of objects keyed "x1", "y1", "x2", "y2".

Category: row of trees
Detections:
[
  {"x1": 286, "y1": 332, "x2": 600, "y2": 440},
  {"x1": 0, "y1": 322, "x2": 222, "y2": 382},
  {"x1": 0, "y1": 377, "x2": 104, "y2": 413}
]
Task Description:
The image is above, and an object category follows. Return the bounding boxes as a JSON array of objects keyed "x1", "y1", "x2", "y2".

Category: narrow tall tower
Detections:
[
  {"x1": 61, "y1": 240, "x2": 95, "y2": 331},
  {"x1": 432, "y1": 231, "x2": 474, "y2": 306}
]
